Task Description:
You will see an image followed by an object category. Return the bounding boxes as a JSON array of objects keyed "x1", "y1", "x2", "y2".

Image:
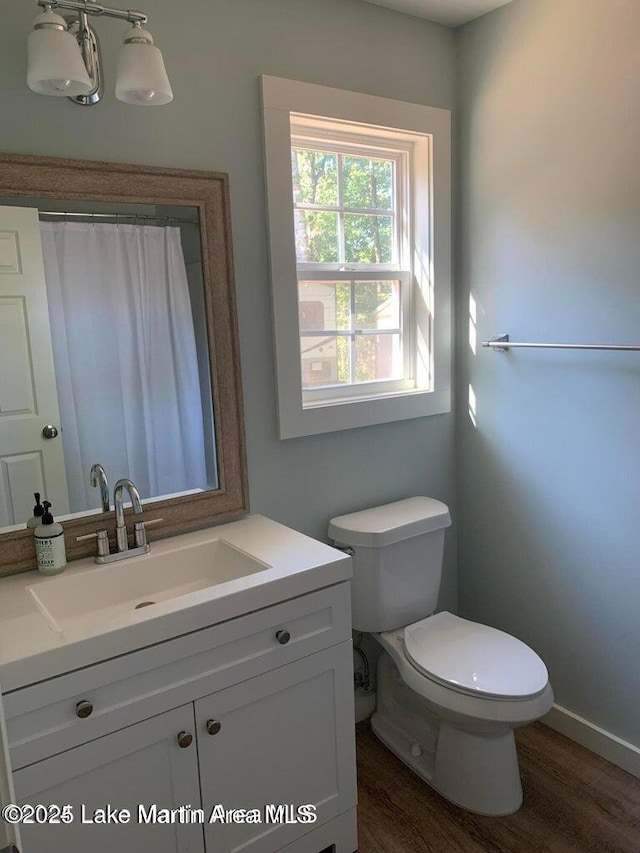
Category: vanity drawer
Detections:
[{"x1": 5, "y1": 582, "x2": 351, "y2": 769}]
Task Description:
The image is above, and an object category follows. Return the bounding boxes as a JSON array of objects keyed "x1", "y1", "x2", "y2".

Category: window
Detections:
[
  {"x1": 262, "y1": 76, "x2": 451, "y2": 438},
  {"x1": 293, "y1": 129, "x2": 412, "y2": 404}
]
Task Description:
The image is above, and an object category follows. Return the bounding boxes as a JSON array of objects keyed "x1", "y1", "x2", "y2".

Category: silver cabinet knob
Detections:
[
  {"x1": 42, "y1": 424, "x2": 59, "y2": 439},
  {"x1": 206, "y1": 719, "x2": 221, "y2": 736},
  {"x1": 177, "y1": 731, "x2": 193, "y2": 749},
  {"x1": 76, "y1": 700, "x2": 93, "y2": 719},
  {"x1": 276, "y1": 629, "x2": 291, "y2": 645}
]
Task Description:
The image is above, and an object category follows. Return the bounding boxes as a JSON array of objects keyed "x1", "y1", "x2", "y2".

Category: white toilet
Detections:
[{"x1": 329, "y1": 496, "x2": 554, "y2": 816}]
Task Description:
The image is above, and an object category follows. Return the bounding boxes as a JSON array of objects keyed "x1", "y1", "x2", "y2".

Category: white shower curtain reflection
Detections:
[{"x1": 40, "y1": 221, "x2": 208, "y2": 513}]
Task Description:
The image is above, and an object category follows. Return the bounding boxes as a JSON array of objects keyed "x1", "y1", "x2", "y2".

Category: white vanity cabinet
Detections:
[
  {"x1": 198, "y1": 645, "x2": 355, "y2": 853},
  {"x1": 13, "y1": 704, "x2": 204, "y2": 853},
  {"x1": 3, "y1": 583, "x2": 357, "y2": 853}
]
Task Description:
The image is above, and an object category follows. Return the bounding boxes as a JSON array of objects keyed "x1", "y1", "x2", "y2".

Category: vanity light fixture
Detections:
[{"x1": 27, "y1": 0, "x2": 173, "y2": 106}]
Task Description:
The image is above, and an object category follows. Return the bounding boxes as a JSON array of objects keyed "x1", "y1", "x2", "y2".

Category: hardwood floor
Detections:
[{"x1": 356, "y1": 722, "x2": 640, "y2": 852}]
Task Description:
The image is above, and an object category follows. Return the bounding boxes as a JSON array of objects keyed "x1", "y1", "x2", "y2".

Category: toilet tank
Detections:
[{"x1": 328, "y1": 497, "x2": 451, "y2": 633}]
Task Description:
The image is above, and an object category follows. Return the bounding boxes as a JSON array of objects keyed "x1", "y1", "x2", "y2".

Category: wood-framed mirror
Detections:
[{"x1": 0, "y1": 152, "x2": 248, "y2": 575}]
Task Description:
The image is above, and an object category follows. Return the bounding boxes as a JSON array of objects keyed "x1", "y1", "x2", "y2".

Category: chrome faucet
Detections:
[
  {"x1": 113, "y1": 478, "x2": 143, "y2": 552},
  {"x1": 90, "y1": 463, "x2": 110, "y2": 512},
  {"x1": 77, "y1": 477, "x2": 163, "y2": 564}
]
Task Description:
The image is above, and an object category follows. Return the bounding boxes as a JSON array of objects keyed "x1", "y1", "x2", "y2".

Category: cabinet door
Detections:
[
  {"x1": 13, "y1": 704, "x2": 204, "y2": 853},
  {"x1": 196, "y1": 642, "x2": 356, "y2": 853}
]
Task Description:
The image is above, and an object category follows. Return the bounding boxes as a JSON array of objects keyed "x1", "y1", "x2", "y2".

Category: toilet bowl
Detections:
[
  {"x1": 328, "y1": 497, "x2": 554, "y2": 816},
  {"x1": 373, "y1": 613, "x2": 553, "y2": 814}
]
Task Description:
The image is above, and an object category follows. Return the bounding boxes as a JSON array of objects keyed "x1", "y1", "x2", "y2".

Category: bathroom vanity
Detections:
[{"x1": 0, "y1": 515, "x2": 357, "y2": 853}]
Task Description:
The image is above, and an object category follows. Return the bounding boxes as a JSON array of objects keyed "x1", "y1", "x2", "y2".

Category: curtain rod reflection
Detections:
[{"x1": 39, "y1": 210, "x2": 199, "y2": 226}]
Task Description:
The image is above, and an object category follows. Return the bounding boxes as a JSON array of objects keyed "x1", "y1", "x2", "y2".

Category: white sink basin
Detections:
[
  {"x1": 0, "y1": 515, "x2": 353, "y2": 692},
  {"x1": 28, "y1": 538, "x2": 270, "y2": 634}
]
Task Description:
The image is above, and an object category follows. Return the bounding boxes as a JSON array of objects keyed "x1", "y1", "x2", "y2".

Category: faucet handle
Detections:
[
  {"x1": 133, "y1": 518, "x2": 163, "y2": 548},
  {"x1": 76, "y1": 529, "x2": 110, "y2": 558}
]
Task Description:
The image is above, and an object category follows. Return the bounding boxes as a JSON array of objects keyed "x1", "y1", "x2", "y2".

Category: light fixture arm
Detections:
[
  {"x1": 37, "y1": 0, "x2": 147, "y2": 26},
  {"x1": 67, "y1": 10, "x2": 103, "y2": 105}
]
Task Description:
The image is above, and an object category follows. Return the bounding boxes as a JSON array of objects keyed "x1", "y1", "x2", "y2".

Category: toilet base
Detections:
[
  {"x1": 433, "y1": 723, "x2": 522, "y2": 815},
  {"x1": 372, "y1": 651, "x2": 524, "y2": 816}
]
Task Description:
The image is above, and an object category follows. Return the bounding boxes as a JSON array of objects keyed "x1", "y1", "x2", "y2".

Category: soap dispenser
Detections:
[
  {"x1": 26, "y1": 492, "x2": 45, "y2": 529},
  {"x1": 34, "y1": 501, "x2": 67, "y2": 575}
]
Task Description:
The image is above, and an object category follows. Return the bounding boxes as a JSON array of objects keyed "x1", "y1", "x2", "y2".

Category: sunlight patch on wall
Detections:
[
  {"x1": 468, "y1": 383, "x2": 477, "y2": 427},
  {"x1": 469, "y1": 292, "x2": 477, "y2": 355}
]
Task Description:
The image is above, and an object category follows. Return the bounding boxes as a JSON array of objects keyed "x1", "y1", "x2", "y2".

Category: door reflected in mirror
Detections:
[{"x1": 0, "y1": 197, "x2": 218, "y2": 532}]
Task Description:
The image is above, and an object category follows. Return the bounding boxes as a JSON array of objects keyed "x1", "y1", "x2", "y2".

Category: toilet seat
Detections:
[{"x1": 403, "y1": 612, "x2": 549, "y2": 700}]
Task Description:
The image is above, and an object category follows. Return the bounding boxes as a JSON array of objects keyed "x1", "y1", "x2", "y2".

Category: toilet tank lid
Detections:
[{"x1": 328, "y1": 496, "x2": 451, "y2": 548}]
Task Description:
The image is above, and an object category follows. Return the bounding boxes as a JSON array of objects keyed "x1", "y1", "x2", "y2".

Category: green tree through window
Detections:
[{"x1": 292, "y1": 148, "x2": 394, "y2": 265}]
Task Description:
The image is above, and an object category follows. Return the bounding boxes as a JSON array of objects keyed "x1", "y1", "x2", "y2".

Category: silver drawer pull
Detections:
[
  {"x1": 276, "y1": 629, "x2": 291, "y2": 645},
  {"x1": 177, "y1": 731, "x2": 193, "y2": 749},
  {"x1": 75, "y1": 700, "x2": 93, "y2": 719},
  {"x1": 206, "y1": 719, "x2": 221, "y2": 736}
]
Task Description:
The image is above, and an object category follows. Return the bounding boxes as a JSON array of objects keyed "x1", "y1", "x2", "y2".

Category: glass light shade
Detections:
[
  {"x1": 27, "y1": 12, "x2": 93, "y2": 97},
  {"x1": 115, "y1": 30, "x2": 173, "y2": 106}
]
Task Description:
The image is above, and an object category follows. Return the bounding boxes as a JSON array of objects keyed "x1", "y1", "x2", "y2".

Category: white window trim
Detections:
[{"x1": 261, "y1": 75, "x2": 451, "y2": 439}]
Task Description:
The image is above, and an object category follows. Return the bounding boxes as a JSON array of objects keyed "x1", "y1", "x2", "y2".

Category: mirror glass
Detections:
[{"x1": 0, "y1": 195, "x2": 218, "y2": 533}]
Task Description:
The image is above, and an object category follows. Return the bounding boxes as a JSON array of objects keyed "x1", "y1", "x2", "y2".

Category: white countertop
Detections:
[{"x1": 0, "y1": 515, "x2": 352, "y2": 693}]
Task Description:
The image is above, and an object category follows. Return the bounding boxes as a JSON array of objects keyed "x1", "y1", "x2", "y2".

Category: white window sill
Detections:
[{"x1": 279, "y1": 387, "x2": 451, "y2": 439}]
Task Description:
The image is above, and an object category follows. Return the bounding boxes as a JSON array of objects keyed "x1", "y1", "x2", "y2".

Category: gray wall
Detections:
[
  {"x1": 1, "y1": 0, "x2": 457, "y2": 607},
  {"x1": 457, "y1": 0, "x2": 640, "y2": 744}
]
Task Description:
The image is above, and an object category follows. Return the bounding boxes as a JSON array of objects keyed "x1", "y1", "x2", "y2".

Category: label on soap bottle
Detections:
[{"x1": 35, "y1": 531, "x2": 66, "y2": 575}]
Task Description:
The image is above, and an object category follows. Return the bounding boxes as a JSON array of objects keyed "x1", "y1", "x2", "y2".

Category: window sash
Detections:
[
  {"x1": 291, "y1": 139, "x2": 406, "y2": 269},
  {"x1": 298, "y1": 268, "x2": 406, "y2": 278},
  {"x1": 295, "y1": 203, "x2": 393, "y2": 216},
  {"x1": 292, "y1": 134, "x2": 413, "y2": 402},
  {"x1": 298, "y1": 271, "x2": 413, "y2": 404},
  {"x1": 300, "y1": 328, "x2": 402, "y2": 338}
]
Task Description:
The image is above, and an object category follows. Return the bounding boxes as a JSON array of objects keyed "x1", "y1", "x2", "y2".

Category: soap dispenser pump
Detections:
[
  {"x1": 34, "y1": 501, "x2": 67, "y2": 575},
  {"x1": 26, "y1": 492, "x2": 45, "y2": 529}
]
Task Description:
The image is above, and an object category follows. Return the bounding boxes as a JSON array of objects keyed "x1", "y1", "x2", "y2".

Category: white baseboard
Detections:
[{"x1": 543, "y1": 704, "x2": 640, "y2": 779}]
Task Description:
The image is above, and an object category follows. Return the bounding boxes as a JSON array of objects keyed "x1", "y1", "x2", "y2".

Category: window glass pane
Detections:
[
  {"x1": 291, "y1": 149, "x2": 338, "y2": 206},
  {"x1": 342, "y1": 156, "x2": 393, "y2": 210},
  {"x1": 354, "y1": 281, "x2": 400, "y2": 330},
  {"x1": 344, "y1": 214, "x2": 393, "y2": 264},
  {"x1": 355, "y1": 334, "x2": 403, "y2": 383},
  {"x1": 300, "y1": 335, "x2": 350, "y2": 388},
  {"x1": 298, "y1": 281, "x2": 351, "y2": 331},
  {"x1": 294, "y1": 210, "x2": 339, "y2": 263}
]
